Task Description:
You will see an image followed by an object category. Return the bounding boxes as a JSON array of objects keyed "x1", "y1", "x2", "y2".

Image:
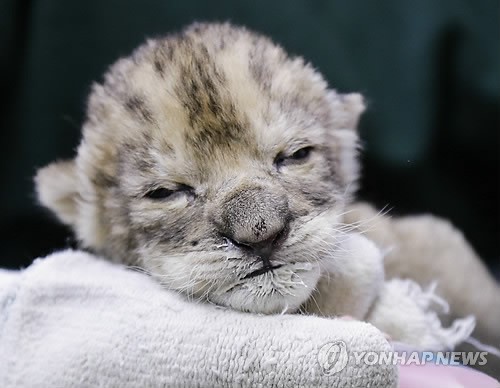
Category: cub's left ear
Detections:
[
  {"x1": 327, "y1": 91, "x2": 366, "y2": 131},
  {"x1": 35, "y1": 160, "x2": 80, "y2": 227}
]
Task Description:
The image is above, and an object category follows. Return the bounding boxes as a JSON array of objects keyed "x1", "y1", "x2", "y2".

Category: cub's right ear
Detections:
[{"x1": 35, "y1": 160, "x2": 79, "y2": 227}]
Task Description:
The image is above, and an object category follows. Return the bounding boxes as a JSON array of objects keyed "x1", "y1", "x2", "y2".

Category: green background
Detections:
[{"x1": 1, "y1": 0, "x2": 498, "y2": 273}]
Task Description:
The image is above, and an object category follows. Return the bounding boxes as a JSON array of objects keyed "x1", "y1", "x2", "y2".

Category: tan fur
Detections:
[
  {"x1": 342, "y1": 203, "x2": 500, "y2": 347},
  {"x1": 36, "y1": 23, "x2": 499, "y2": 352},
  {"x1": 36, "y1": 23, "x2": 362, "y2": 314}
]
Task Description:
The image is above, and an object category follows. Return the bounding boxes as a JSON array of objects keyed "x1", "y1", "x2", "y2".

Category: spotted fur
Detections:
[{"x1": 36, "y1": 22, "x2": 365, "y2": 314}]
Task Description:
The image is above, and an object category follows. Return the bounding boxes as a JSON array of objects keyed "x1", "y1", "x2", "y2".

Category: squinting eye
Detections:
[
  {"x1": 144, "y1": 185, "x2": 194, "y2": 200},
  {"x1": 274, "y1": 146, "x2": 314, "y2": 167},
  {"x1": 289, "y1": 146, "x2": 313, "y2": 160},
  {"x1": 144, "y1": 187, "x2": 174, "y2": 200}
]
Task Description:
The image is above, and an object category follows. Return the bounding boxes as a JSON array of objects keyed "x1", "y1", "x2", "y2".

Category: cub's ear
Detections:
[
  {"x1": 35, "y1": 160, "x2": 79, "y2": 227},
  {"x1": 328, "y1": 91, "x2": 366, "y2": 130}
]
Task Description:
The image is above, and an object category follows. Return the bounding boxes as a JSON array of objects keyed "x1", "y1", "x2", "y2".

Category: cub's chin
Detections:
[{"x1": 208, "y1": 262, "x2": 322, "y2": 314}]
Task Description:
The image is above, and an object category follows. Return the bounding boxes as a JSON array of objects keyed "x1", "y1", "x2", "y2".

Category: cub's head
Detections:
[{"x1": 36, "y1": 23, "x2": 365, "y2": 313}]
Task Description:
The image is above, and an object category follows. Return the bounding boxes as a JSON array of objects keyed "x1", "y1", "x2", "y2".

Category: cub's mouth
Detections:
[
  {"x1": 242, "y1": 264, "x2": 283, "y2": 279},
  {"x1": 210, "y1": 258, "x2": 322, "y2": 314}
]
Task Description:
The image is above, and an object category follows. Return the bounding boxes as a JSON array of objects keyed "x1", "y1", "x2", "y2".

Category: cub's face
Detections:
[{"x1": 36, "y1": 23, "x2": 364, "y2": 313}]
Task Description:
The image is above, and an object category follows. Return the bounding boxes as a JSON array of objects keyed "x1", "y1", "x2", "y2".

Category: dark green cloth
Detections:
[{"x1": 1, "y1": 0, "x2": 498, "y2": 269}]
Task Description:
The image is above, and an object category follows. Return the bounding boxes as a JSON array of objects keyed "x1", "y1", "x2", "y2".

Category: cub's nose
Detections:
[
  {"x1": 227, "y1": 224, "x2": 289, "y2": 261},
  {"x1": 213, "y1": 185, "x2": 290, "y2": 260}
]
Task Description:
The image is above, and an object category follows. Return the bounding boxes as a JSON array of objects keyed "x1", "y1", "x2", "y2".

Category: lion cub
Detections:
[{"x1": 36, "y1": 23, "x2": 499, "y2": 348}]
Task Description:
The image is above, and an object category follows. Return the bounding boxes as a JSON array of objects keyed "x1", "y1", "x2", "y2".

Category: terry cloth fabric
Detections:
[
  {"x1": 366, "y1": 279, "x2": 476, "y2": 351},
  {"x1": 0, "y1": 250, "x2": 397, "y2": 388}
]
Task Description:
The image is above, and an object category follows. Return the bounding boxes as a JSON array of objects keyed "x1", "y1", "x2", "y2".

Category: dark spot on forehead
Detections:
[
  {"x1": 153, "y1": 58, "x2": 164, "y2": 76},
  {"x1": 247, "y1": 39, "x2": 332, "y2": 129},
  {"x1": 249, "y1": 44, "x2": 273, "y2": 93},
  {"x1": 153, "y1": 39, "x2": 178, "y2": 77},
  {"x1": 174, "y1": 42, "x2": 249, "y2": 154},
  {"x1": 124, "y1": 95, "x2": 156, "y2": 124}
]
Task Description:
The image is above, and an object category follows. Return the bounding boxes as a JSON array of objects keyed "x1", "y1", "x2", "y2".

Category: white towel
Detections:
[{"x1": 0, "y1": 250, "x2": 397, "y2": 388}]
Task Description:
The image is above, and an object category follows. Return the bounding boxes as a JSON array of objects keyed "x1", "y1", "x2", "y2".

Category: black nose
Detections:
[{"x1": 226, "y1": 225, "x2": 288, "y2": 261}]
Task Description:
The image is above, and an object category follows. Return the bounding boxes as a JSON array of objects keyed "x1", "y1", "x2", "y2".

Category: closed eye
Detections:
[
  {"x1": 143, "y1": 184, "x2": 195, "y2": 200},
  {"x1": 274, "y1": 146, "x2": 314, "y2": 167},
  {"x1": 289, "y1": 146, "x2": 313, "y2": 160}
]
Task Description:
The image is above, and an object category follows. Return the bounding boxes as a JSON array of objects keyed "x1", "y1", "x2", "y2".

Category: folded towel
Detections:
[{"x1": 0, "y1": 250, "x2": 397, "y2": 387}]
